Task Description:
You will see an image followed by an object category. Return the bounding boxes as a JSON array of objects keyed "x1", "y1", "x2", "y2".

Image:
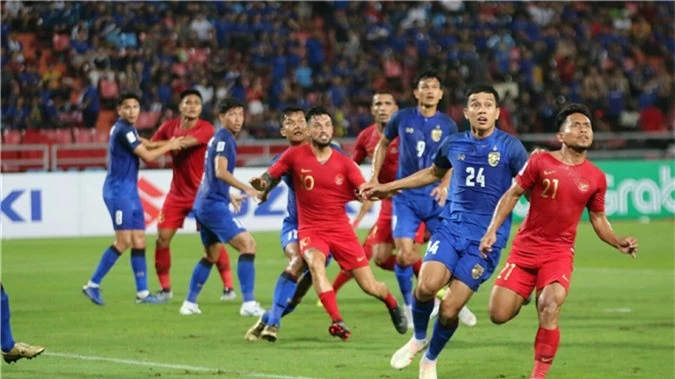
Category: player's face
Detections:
[
  {"x1": 558, "y1": 113, "x2": 593, "y2": 151},
  {"x1": 464, "y1": 92, "x2": 500, "y2": 133},
  {"x1": 371, "y1": 93, "x2": 398, "y2": 125},
  {"x1": 219, "y1": 107, "x2": 245, "y2": 135},
  {"x1": 180, "y1": 95, "x2": 203, "y2": 120},
  {"x1": 308, "y1": 114, "x2": 333, "y2": 148},
  {"x1": 280, "y1": 111, "x2": 307, "y2": 144},
  {"x1": 413, "y1": 78, "x2": 443, "y2": 108},
  {"x1": 117, "y1": 98, "x2": 140, "y2": 125}
]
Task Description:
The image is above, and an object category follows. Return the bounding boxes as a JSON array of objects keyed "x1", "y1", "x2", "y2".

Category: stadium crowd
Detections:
[{"x1": 1, "y1": 1, "x2": 673, "y2": 137}]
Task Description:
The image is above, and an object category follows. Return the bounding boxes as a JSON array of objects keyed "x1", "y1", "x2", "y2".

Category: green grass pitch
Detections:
[{"x1": 1, "y1": 220, "x2": 673, "y2": 378}]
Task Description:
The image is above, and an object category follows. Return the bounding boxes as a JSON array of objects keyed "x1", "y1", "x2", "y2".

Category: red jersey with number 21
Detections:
[
  {"x1": 512, "y1": 152, "x2": 607, "y2": 254},
  {"x1": 268, "y1": 144, "x2": 365, "y2": 232}
]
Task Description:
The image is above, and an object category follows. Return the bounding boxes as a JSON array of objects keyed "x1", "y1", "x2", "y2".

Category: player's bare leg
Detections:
[
  {"x1": 228, "y1": 231, "x2": 264, "y2": 316},
  {"x1": 530, "y1": 282, "x2": 567, "y2": 379},
  {"x1": 351, "y1": 266, "x2": 407, "y2": 334},
  {"x1": 391, "y1": 261, "x2": 449, "y2": 369},
  {"x1": 154, "y1": 227, "x2": 178, "y2": 300},
  {"x1": 304, "y1": 248, "x2": 350, "y2": 340},
  {"x1": 488, "y1": 285, "x2": 527, "y2": 325}
]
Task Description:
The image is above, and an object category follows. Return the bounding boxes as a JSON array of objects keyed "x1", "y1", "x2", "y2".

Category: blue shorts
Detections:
[
  {"x1": 423, "y1": 222, "x2": 500, "y2": 292},
  {"x1": 392, "y1": 194, "x2": 442, "y2": 239},
  {"x1": 104, "y1": 196, "x2": 145, "y2": 230},
  {"x1": 194, "y1": 202, "x2": 246, "y2": 247},
  {"x1": 280, "y1": 218, "x2": 298, "y2": 251}
]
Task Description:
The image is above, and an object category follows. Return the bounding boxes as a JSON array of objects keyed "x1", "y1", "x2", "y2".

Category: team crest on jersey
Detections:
[
  {"x1": 577, "y1": 178, "x2": 590, "y2": 192},
  {"x1": 431, "y1": 127, "x2": 443, "y2": 142},
  {"x1": 488, "y1": 151, "x2": 501, "y2": 167},
  {"x1": 335, "y1": 174, "x2": 344, "y2": 185},
  {"x1": 471, "y1": 264, "x2": 485, "y2": 279}
]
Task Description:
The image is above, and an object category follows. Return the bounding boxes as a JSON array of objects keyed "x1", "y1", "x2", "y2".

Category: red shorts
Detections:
[
  {"x1": 299, "y1": 228, "x2": 369, "y2": 271},
  {"x1": 364, "y1": 198, "x2": 425, "y2": 247},
  {"x1": 157, "y1": 194, "x2": 195, "y2": 229},
  {"x1": 494, "y1": 247, "x2": 574, "y2": 299}
]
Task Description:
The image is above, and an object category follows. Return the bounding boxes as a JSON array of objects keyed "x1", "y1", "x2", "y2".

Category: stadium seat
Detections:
[
  {"x1": 99, "y1": 79, "x2": 120, "y2": 100},
  {"x1": 2, "y1": 129, "x2": 23, "y2": 144},
  {"x1": 136, "y1": 111, "x2": 161, "y2": 130},
  {"x1": 73, "y1": 127, "x2": 94, "y2": 143},
  {"x1": 171, "y1": 63, "x2": 187, "y2": 77},
  {"x1": 92, "y1": 128, "x2": 110, "y2": 143},
  {"x1": 42, "y1": 129, "x2": 74, "y2": 144},
  {"x1": 52, "y1": 33, "x2": 70, "y2": 52}
]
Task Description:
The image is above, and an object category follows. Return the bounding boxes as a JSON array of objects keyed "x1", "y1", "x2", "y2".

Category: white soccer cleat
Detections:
[
  {"x1": 240, "y1": 301, "x2": 265, "y2": 317},
  {"x1": 405, "y1": 305, "x2": 414, "y2": 331},
  {"x1": 458, "y1": 306, "x2": 477, "y2": 327},
  {"x1": 418, "y1": 354, "x2": 437, "y2": 379},
  {"x1": 390, "y1": 338, "x2": 427, "y2": 370},
  {"x1": 430, "y1": 298, "x2": 440, "y2": 319},
  {"x1": 179, "y1": 301, "x2": 201, "y2": 315}
]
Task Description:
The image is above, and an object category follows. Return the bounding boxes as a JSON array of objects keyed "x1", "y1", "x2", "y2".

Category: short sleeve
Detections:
[
  {"x1": 268, "y1": 147, "x2": 294, "y2": 179},
  {"x1": 346, "y1": 158, "x2": 366, "y2": 189},
  {"x1": 383, "y1": 111, "x2": 401, "y2": 141},
  {"x1": 213, "y1": 133, "x2": 232, "y2": 158},
  {"x1": 351, "y1": 130, "x2": 368, "y2": 164},
  {"x1": 432, "y1": 138, "x2": 452, "y2": 169},
  {"x1": 514, "y1": 153, "x2": 540, "y2": 190},
  {"x1": 587, "y1": 171, "x2": 607, "y2": 213},
  {"x1": 192, "y1": 122, "x2": 215, "y2": 145},
  {"x1": 122, "y1": 126, "x2": 141, "y2": 151},
  {"x1": 507, "y1": 139, "x2": 529, "y2": 177},
  {"x1": 151, "y1": 121, "x2": 171, "y2": 141}
]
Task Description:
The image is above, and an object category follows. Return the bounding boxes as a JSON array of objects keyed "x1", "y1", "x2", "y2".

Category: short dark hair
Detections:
[
  {"x1": 180, "y1": 89, "x2": 202, "y2": 102},
  {"x1": 555, "y1": 103, "x2": 592, "y2": 131},
  {"x1": 373, "y1": 89, "x2": 397, "y2": 102},
  {"x1": 218, "y1": 97, "x2": 244, "y2": 115},
  {"x1": 415, "y1": 70, "x2": 442, "y2": 87},
  {"x1": 117, "y1": 92, "x2": 141, "y2": 106},
  {"x1": 305, "y1": 106, "x2": 332, "y2": 123},
  {"x1": 465, "y1": 85, "x2": 500, "y2": 105},
  {"x1": 279, "y1": 106, "x2": 305, "y2": 125}
]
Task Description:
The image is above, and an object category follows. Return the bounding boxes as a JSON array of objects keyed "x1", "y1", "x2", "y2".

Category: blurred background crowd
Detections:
[{"x1": 2, "y1": 1, "x2": 673, "y2": 138}]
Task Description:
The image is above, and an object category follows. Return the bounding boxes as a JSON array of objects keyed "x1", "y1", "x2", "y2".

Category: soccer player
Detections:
[
  {"x1": 479, "y1": 103, "x2": 638, "y2": 379},
  {"x1": 370, "y1": 71, "x2": 476, "y2": 327},
  {"x1": 250, "y1": 107, "x2": 408, "y2": 340},
  {"x1": 82, "y1": 92, "x2": 182, "y2": 305},
  {"x1": 363, "y1": 85, "x2": 529, "y2": 379},
  {"x1": 1, "y1": 285, "x2": 44, "y2": 363},
  {"x1": 179, "y1": 98, "x2": 265, "y2": 317},
  {"x1": 330, "y1": 90, "x2": 425, "y2": 300},
  {"x1": 143, "y1": 89, "x2": 235, "y2": 302}
]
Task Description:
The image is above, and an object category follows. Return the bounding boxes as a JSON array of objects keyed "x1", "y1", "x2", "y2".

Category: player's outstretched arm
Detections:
[
  {"x1": 133, "y1": 137, "x2": 182, "y2": 162},
  {"x1": 251, "y1": 172, "x2": 280, "y2": 203},
  {"x1": 430, "y1": 167, "x2": 452, "y2": 207},
  {"x1": 370, "y1": 135, "x2": 391, "y2": 184},
  {"x1": 480, "y1": 182, "x2": 527, "y2": 256},
  {"x1": 588, "y1": 211, "x2": 638, "y2": 258}
]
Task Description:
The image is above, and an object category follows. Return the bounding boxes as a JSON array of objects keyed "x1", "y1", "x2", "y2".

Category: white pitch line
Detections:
[{"x1": 44, "y1": 352, "x2": 324, "y2": 379}]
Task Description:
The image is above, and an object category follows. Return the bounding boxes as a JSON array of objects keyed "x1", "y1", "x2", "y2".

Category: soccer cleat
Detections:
[
  {"x1": 240, "y1": 301, "x2": 265, "y2": 317},
  {"x1": 418, "y1": 354, "x2": 438, "y2": 379},
  {"x1": 154, "y1": 290, "x2": 174, "y2": 302},
  {"x1": 82, "y1": 285, "x2": 104, "y2": 305},
  {"x1": 389, "y1": 306, "x2": 409, "y2": 334},
  {"x1": 220, "y1": 288, "x2": 237, "y2": 301},
  {"x1": 390, "y1": 338, "x2": 427, "y2": 369},
  {"x1": 244, "y1": 316, "x2": 266, "y2": 341},
  {"x1": 136, "y1": 294, "x2": 167, "y2": 304},
  {"x1": 179, "y1": 301, "x2": 202, "y2": 315},
  {"x1": 328, "y1": 320, "x2": 351, "y2": 341},
  {"x1": 458, "y1": 306, "x2": 477, "y2": 327},
  {"x1": 2, "y1": 342, "x2": 45, "y2": 364},
  {"x1": 261, "y1": 324, "x2": 279, "y2": 343},
  {"x1": 404, "y1": 305, "x2": 414, "y2": 331}
]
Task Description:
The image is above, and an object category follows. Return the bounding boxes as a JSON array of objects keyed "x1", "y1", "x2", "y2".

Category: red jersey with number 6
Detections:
[
  {"x1": 268, "y1": 144, "x2": 365, "y2": 232},
  {"x1": 512, "y1": 152, "x2": 607, "y2": 254}
]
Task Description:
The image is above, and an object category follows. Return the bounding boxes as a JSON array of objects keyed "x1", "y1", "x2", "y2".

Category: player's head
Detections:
[
  {"x1": 279, "y1": 106, "x2": 307, "y2": 145},
  {"x1": 218, "y1": 97, "x2": 245, "y2": 135},
  {"x1": 371, "y1": 90, "x2": 398, "y2": 126},
  {"x1": 413, "y1": 70, "x2": 443, "y2": 108},
  {"x1": 179, "y1": 89, "x2": 203, "y2": 120},
  {"x1": 555, "y1": 103, "x2": 593, "y2": 152},
  {"x1": 464, "y1": 85, "x2": 500, "y2": 134},
  {"x1": 117, "y1": 92, "x2": 141, "y2": 125},
  {"x1": 306, "y1": 106, "x2": 333, "y2": 148}
]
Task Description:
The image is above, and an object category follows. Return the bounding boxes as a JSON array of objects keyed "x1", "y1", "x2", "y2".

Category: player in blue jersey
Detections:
[
  {"x1": 179, "y1": 97, "x2": 265, "y2": 317},
  {"x1": 371, "y1": 71, "x2": 475, "y2": 328},
  {"x1": 363, "y1": 85, "x2": 529, "y2": 379},
  {"x1": 1, "y1": 284, "x2": 44, "y2": 363},
  {"x1": 82, "y1": 92, "x2": 182, "y2": 306}
]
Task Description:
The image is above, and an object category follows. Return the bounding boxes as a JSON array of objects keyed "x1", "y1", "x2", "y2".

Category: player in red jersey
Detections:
[
  {"x1": 480, "y1": 104, "x2": 638, "y2": 379},
  {"x1": 143, "y1": 89, "x2": 235, "y2": 302},
  {"x1": 251, "y1": 107, "x2": 408, "y2": 340},
  {"x1": 330, "y1": 91, "x2": 426, "y2": 297}
]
